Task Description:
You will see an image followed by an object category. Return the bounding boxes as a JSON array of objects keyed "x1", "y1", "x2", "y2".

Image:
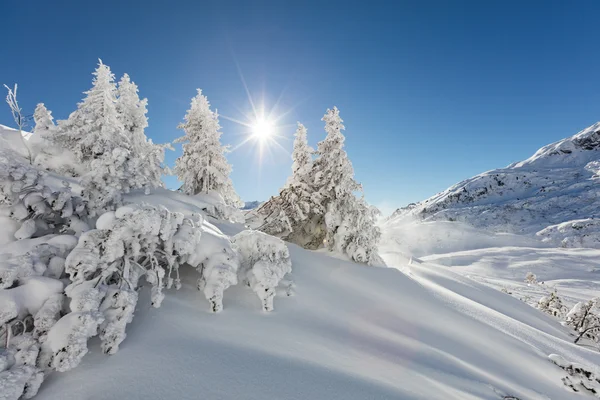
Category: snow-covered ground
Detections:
[{"x1": 26, "y1": 210, "x2": 600, "y2": 399}]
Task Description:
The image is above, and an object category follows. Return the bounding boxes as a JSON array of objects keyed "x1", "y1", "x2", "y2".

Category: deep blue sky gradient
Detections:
[{"x1": 2, "y1": 0, "x2": 600, "y2": 214}]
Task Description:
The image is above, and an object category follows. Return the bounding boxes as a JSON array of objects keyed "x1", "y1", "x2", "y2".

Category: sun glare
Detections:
[{"x1": 251, "y1": 118, "x2": 275, "y2": 141}]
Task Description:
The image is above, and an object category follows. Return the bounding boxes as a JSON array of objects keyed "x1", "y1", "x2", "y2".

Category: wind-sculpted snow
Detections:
[
  {"x1": 35, "y1": 236, "x2": 600, "y2": 400},
  {"x1": 387, "y1": 122, "x2": 600, "y2": 247}
]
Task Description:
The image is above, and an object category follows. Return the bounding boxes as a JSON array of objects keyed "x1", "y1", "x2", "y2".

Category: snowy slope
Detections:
[
  {"x1": 387, "y1": 123, "x2": 600, "y2": 244},
  {"x1": 31, "y1": 212, "x2": 600, "y2": 399}
]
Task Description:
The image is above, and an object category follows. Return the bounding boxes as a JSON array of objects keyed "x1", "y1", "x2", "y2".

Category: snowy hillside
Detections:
[
  {"x1": 36, "y1": 222, "x2": 600, "y2": 400},
  {"x1": 387, "y1": 122, "x2": 600, "y2": 247}
]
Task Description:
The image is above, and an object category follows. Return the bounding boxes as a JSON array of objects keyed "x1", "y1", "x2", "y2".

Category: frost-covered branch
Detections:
[{"x1": 4, "y1": 84, "x2": 32, "y2": 164}]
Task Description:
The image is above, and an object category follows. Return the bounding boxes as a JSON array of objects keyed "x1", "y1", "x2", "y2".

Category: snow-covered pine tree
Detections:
[
  {"x1": 50, "y1": 60, "x2": 150, "y2": 215},
  {"x1": 311, "y1": 107, "x2": 382, "y2": 264},
  {"x1": 565, "y1": 298, "x2": 600, "y2": 344},
  {"x1": 32, "y1": 104, "x2": 55, "y2": 137},
  {"x1": 287, "y1": 122, "x2": 313, "y2": 187},
  {"x1": 537, "y1": 290, "x2": 567, "y2": 318},
  {"x1": 53, "y1": 60, "x2": 126, "y2": 167},
  {"x1": 116, "y1": 73, "x2": 165, "y2": 190},
  {"x1": 250, "y1": 123, "x2": 317, "y2": 243},
  {"x1": 174, "y1": 90, "x2": 242, "y2": 208}
]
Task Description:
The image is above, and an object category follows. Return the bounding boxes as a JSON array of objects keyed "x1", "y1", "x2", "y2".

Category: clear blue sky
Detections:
[{"x1": 1, "y1": 0, "x2": 599, "y2": 215}]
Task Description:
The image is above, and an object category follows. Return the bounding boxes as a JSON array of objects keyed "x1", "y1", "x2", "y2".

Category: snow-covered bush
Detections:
[
  {"x1": 0, "y1": 151, "x2": 88, "y2": 241},
  {"x1": 232, "y1": 230, "x2": 292, "y2": 312},
  {"x1": 63, "y1": 204, "x2": 204, "y2": 354},
  {"x1": 193, "y1": 223, "x2": 239, "y2": 313},
  {"x1": 0, "y1": 236, "x2": 77, "y2": 400},
  {"x1": 537, "y1": 291, "x2": 567, "y2": 318},
  {"x1": 524, "y1": 272, "x2": 537, "y2": 285},
  {"x1": 565, "y1": 298, "x2": 600, "y2": 345},
  {"x1": 549, "y1": 354, "x2": 600, "y2": 396}
]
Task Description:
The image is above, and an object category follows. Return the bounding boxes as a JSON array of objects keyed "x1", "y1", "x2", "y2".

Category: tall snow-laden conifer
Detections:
[
  {"x1": 174, "y1": 89, "x2": 242, "y2": 207},
  {"x1": 312, "y1": 107, "x2": 382, "y2": 265},
  {"x1": 116, "y1": 73, "x2": 165, "y2": 189},
  {"x1": 50, "y1": 60, "x2": 137, "y2": 214},
  {"x1": 54, "y1": 60, "x2": 126, "y2": 167},
  {"x1": 248, "y1": 122, "x2": 317, "y2": 243}
]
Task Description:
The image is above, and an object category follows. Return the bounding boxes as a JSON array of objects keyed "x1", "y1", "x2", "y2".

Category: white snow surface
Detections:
[{"x1": 35, "y1": 209, "x2": 600, "y2": 399}]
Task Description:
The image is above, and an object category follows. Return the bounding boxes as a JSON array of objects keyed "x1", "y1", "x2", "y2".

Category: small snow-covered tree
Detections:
[
  {"x1": 537, "y1": 291, "x2": 567, "y2": 318},
  {"x1": 32, "y1": 103, "x2": 55, "y2": 137},
  {"x1": 116, "y1": 73, "x2": 165, "y2": 190},
  {"x1": 565, "y1": 298, "x2": 600, "y2": 345},
  {"x1": 232, "y1": 230, "x2": 292, "y2": 311},
  {"x1": 174, "y1": 89, "x2": 242, "y2": 207},
  {"x1": 525, "y1": 272, "x2": 537, "y2": 285}
]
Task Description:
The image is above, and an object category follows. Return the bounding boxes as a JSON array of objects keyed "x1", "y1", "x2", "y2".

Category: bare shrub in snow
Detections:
[
  {"x1": 232, "y1": 230, "x2": 292, "y2": 312},
  {"x1": 524, "y1": 271, "x2": 537, "y2": 285},
  {"x1": 174, "y1": 89, "x2": 242, "y2": 208},
  {"x1": 549, "y1": 354, "x2": 600, "y2": 396},
  {"x1": 565, "y1": 298, "x2": 600, "y2": 345},
  {"x1": 4, "y1": 84, "x2": 32, "y2": 164}
]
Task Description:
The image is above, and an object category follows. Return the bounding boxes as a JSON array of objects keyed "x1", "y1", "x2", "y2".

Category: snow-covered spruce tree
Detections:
[
  {"x1": 310, "y1": 107, "x2": 382, "y2": 265},
  {"x1": 565, "y1": 298, "x2": 600, "y2": 345},
  {"x1": 232, "y1": 230, "x2": 292, "y2": 312},
  {"x1": 174, "y1": 89, "x2": 242, "y2": 208},
  {"x1": 251, "y1": 123, "x2": 320, "y2": 244},
  {"x1": 116, "y1": 73, "x2": 166, "y2": 190},
  {"x1": 32, "y1": 103, "x2": 55, "y2": 137},
  {"x1": 50, "y1": 60, "x2": 131, "y2": 214},
  {"x1": 53, "y1": 60, "x2": 124, "y2": 167}
]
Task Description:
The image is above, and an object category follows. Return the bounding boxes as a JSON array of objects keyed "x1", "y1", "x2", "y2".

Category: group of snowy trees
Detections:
[
  {"x1": 0, "y1": 60, "x2": 291, "y2": 399},
  {"x1": 32, "y1": 62, "x2": 169, "y2": 215},
  {"x1": 29, "y1": 60, "x2": 242, "y2": 216},
  {"x1": 536, "y1": 288, "x2": 600, "y2": 346},
  {"x1": 248, "y1": 107, "x2": 382, "y2": 266}
]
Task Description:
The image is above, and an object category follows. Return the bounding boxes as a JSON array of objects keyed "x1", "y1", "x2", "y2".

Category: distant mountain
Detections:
[
  {"x1": 242, "y1": 200, "x2": 262, "y2": 210},
  {"x1": 387, "y1": 122, "x2": 600, "y2": 248}
]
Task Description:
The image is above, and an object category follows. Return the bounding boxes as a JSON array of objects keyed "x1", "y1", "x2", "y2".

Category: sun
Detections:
[{"x1": 251, "y1": 117, "x2": 275, "y2": 141}]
